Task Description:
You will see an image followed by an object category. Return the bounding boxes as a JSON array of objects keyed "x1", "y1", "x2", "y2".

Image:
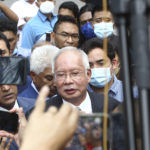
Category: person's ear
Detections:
[
  {"x1": 112, "y1": 59, "x2": 117, "y2": 70},
  {"x1": 87, "y1": 68, "x2": 91, "y2": 83},
  {"x1": 30, "y1": 71, "x2": 37, "y2": 81},
  {"x1": 50, "y1": 32, "x2": 55, "y2": 45}
]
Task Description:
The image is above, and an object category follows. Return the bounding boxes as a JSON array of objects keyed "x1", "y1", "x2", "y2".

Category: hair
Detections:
[
  {"x1": 0, "y1": 32, "x2": 10, "y2": 51},
  {"x1": 92, "y1": 4, "x2": 111, "y2": 17},
  {"x1": 31, "y1": 41, "x2": 53, "y2": 52},
  {"x1": 79, "y1": 4, "x2": 94, "y2": 19},
  {"x1": 0, "y1": 19, "x2": 17, "y2": 35},
  {"x1": 81, "y1": 37, "x2": 115, "y2": 61},
  {"x1": 51, "y1": 46, "x2": 90, "y2": 74},
  {"x1": 108, "y1": 34, "x2": 119, "y2": 55},
  {"x1": 58, "y1": 1, "x2": 79, "y2": 19},
  {"x1": 53, "y1": 15, "x2": 79, "y2": 33},
  {"x1": 30, "y1": 45, "x2": 59, "y2": 75}
]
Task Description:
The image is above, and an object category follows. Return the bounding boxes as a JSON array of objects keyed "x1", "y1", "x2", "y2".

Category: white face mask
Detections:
[
  {"x1": 40, "y1": 1, "x2": 54, "y2": 14},
  {"x1": 90, "y1": 68, "x2": 112, "y2": 88},
  {"x1": 94, "y1": 22, "x2": 114, "y2": 39}
]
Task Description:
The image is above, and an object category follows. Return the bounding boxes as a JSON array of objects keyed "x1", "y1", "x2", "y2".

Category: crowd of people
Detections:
[{"x1": 0, "y1": 0, "x2": 140, "y2": 150}]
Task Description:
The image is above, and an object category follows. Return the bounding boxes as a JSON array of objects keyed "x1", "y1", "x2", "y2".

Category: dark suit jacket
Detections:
[
  {"x1": 45, "y1": 91, "x2": 120, "y2": 113},
  {"x1": 18, "y1": 82, "x2": 38, "y2": 100},
  {"x1": 17, "y1": 96, "x2": 36, "y2": 113},
  {"x1": 26, "y1": 91, "x2": 120, "y2": 120}
]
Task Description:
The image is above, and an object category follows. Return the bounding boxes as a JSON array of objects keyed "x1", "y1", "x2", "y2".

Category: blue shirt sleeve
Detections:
[{"x1": 21, "y1": 23, "x2": 35, "y2": 49}]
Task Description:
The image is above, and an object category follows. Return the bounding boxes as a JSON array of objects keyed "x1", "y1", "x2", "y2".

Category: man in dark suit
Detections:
[
  {"x1": 0, "y1": 84, "x2": 35, "y2": 114},
  {"x1": 18, "y1": 44, "x2": 59, "y2": 100},
  {"x1": 45, "y1": 46, "x2": 119, "y2": 113}
]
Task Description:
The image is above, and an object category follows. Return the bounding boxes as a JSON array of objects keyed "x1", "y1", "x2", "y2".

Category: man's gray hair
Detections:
[
  {"x1": 51, "y1": 46, "x2": 90, "y2": 73},
  {"x1": 30, "y1": 45, "x2": 59, "y2": 75}
]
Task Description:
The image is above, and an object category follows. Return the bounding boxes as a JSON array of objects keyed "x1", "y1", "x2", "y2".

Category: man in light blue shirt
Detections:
[
  {"x1": 19, "y1": 0, "x2": 57, "y2": 57},
  {"x1": 82, "y1": 37, "x2": 123, "y2": 102}
]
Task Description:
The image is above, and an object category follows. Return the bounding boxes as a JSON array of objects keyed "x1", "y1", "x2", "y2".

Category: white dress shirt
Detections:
[
  {"x1": 0, "y1": 100, "x2": 19, "y2": 112},
  {"x1": 62, "y1": 92, "x2": 92, "y2": 114}
]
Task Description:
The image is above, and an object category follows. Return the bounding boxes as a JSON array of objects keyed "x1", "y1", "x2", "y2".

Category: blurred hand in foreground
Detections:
[{"x1": 20, "y1": 86, "x2": 79, "y2": 150}]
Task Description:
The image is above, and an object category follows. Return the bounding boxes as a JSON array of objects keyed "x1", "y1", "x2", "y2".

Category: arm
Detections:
[{"x1": 0, "y1": 3, "x2": 18, "y2": 23}]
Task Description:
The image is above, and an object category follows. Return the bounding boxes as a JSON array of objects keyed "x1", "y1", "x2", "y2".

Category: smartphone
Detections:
[
  {"x1": 46, "y1": 32, "x2": 51, "y2": 42},
  {"x1": 65, "y1": 113, "x2": 112, "y2": 150},
  {"x1": 0, "y1": 56, "x2": 27, "y2": 85},
  {"x1": 0, "y1": 110, "x2": 19, "y2": 133}
]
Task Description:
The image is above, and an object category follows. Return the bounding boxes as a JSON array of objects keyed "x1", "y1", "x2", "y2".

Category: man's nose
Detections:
[
  {"x1": 64, "y1": 74, "x2": 73, "y2": 84},
  {"x1": 1, "y1": 85, "x2": 10, "y2": 91},
  {"x1": 66, "y1": 36, "x2": 73, "y2": 43}
]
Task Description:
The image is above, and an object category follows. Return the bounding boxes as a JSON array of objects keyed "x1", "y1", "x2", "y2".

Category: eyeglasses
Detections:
[
  {"x1": 55, "y1": 70, "x2": 85, "y2": 81},
  {"x1": 55, "y1": 32, "x2": 79, "y2": 42}
]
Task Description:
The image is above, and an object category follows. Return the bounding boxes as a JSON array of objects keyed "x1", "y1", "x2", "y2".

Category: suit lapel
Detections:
[
  {"x1": 45, "y1": 94, "x2": 63, "y2": 111},
  {"x1": 88, "y1": 92, "x2": 104, "y2": 113}
]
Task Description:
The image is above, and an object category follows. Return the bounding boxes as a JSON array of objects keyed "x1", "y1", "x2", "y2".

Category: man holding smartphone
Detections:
[{"x1": 0, "y1": 57, "x2": 35, "y2": 150}]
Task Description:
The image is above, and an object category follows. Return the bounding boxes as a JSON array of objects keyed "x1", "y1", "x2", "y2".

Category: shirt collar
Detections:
[
  {"x1": 0, "y1": 100, "x2": 19, "y2": 112},
  {"x1": 109, "y1": 75, "x2": 119, "y2": 95},
  {"x1": 62, "y1": 92, "x2": 92, "y2": 114},
  {"x1": 31, "y1": 81, "x2": 39, "y2": 94},
  {"x1": 38, "y1": 10, "x2": 57, "y2": 22}
]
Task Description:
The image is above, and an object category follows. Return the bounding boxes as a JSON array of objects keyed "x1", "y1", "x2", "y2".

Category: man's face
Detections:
[
  {"x1": 52, "y1": 22, "x2": 79, "y2": 48},
  {"x1": 31, "y1": 67, "x2": 56, "y2": 97},
  {"x1": 87, "y1": 48, "x2": 113, "y2": 71},
  {"x1": 58, "y1": 8, "x2": 75, "y2": 18},
  {"x1": 0, "y1": 39, "x2": 10, "y2": 56},
  {"x1": 79, "y1": 11, "x2": 93, "y2": 26},
  {"x1": 2, "y1": 31, "x2": 17, "y2": 55},
  {"x1": 93, "y1": 11, "x2": 113, "y2": 25},
  {"x1": 54, "y1": 51, "x2": 91, "y2": 103},
  {"x1": 0, "y1": 85, "x2": 18, "y2": 110}
]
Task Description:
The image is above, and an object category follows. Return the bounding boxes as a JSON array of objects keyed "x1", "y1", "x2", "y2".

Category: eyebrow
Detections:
[
  {"x1": 96, "y1": 59, "x2": 104, "y2": 63},
  {"x1": 61, "y1": 31, "x2": 79, "y2": 35},
  {"x1": 45, "y1": 74, "x2": 53, "y2": 78}
]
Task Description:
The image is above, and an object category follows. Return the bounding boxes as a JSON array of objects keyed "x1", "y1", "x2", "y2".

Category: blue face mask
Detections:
[
  {"x1": 90, "y1": 68, "x2": 112, "y2": 88},
  {"x1": 94, "y1": 22, "x2": 114, "y2": 39},
  {"x1": 80, "y1": 22, "x2": 96, "y2": 39}
]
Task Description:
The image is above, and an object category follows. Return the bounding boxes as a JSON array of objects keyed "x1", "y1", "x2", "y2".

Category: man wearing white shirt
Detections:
[
  {"x1": 10, "y1": 0, "x2": 39, "y2": 52},
  {"x1": 44, "y1": 47, "x2": 120, "y2": 113},
  {"x1": 11, "y1": 0, "x2": 38, "y2": 24}
]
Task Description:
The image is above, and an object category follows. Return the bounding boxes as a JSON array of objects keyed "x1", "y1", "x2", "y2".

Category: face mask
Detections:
[
  {"x1": 94, "y1": 22, "x2": 114, "y2": 39},
  {"x1": 90, "y1": 68, "x2": 112, "y2": 88},
  {"x1": 40, "y1": 1, "x2": 54, "y2": 14},
  {"x1": 80, "y1": 22, "x2": 96, "y2": 39}
]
